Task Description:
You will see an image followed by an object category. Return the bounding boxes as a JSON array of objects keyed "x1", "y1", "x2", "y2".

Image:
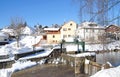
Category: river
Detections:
[
  {"x1": 11, "y1": 64, "x2": 89, "y2": 77},
  {"x1": 96, "y1": 52, "x2": 120, "y2": 66}
]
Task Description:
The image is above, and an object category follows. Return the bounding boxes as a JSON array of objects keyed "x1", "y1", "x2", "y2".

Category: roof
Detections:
[
  {"x1": 22, "y1": 26, "x2": 35, "y2": 35},
  {"x1": 79, "y1": 21, "x2": 104, "y2": 29},
  {"x1": 0, "y1": 32, "x2": 8, "y2": 37},
  {"x1": 44, "y1": 28, "x2": 60, "y2": 31}
]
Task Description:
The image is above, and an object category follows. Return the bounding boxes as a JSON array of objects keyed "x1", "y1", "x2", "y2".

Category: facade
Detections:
[
  {"x1": 44, "y1": 21, "x2": 77, "y2": 44},
  {"x1": 44, "y1": 28, "x2": 61, "y2": 44},
  {"x1": 105, "y1": 25, "x2": 120, "y2": 40},
  {"x1": 60, "y1": 21, "x2": 77, "y2": 42},
  {"x1": 76, "y1": 22, "x2": 105, "y2": 43}
]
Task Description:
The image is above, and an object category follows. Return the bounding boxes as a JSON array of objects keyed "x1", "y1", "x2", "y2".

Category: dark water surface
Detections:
[{"x1": 11, "y1": 64, "x2": 88, "y2": 77}]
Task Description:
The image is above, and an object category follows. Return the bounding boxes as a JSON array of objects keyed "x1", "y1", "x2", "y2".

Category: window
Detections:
[
  {"x1": 4, "y1": 39, "x2": 7, "y2": 41},
  {"x1": 86, "y1": 29, "x2": 88, "y2": 32},
  {"x1": 68, "y1": 35, "x2": 71, "y2": 37},
  {"x1": 92, "y1": 29, "x2": 94, "y2": 32},
  {"x1": 53, "y1": 35, "x2": 55, "y2": 38},
  {"x1": 63, "y1": 35, "x2": 67, "y2": 38},
  {"x1": 68, "y1": 28, "x2": 71, "y2": 30},
  {"x1": 70, "y1": 23, "x2": 72, "y2": 26},
  {"x1": 63, "y1": 28, "x2": 67, "y2": 31}
]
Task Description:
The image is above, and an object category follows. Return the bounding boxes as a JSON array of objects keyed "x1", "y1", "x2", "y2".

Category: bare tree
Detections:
[
  {"x1": 34, "y1": 24, "x2": 44, "y2": 35},
  {"x1": 74, "y1": 0, "x2": 120, "y2": 26},
  {"x1": 98, "y1": 32, "x2": 108, "y2": 50},
  {"x1": 9, "y1": 17, "x2": 25, "y2": 47}
]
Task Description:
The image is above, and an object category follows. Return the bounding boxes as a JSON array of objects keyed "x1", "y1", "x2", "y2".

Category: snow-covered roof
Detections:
[
  {"x1": 44, "y1": 28, "x2": 60, "y2": 31},
  {"x1": 79, "y1": 21, "x2": 104, "y2": 29},
  {"x1": 1, "y1": 28, "x2": 15, "y2": 36},
  {"x1": 0, "y1": 32, "x2": 8, "y2": 37},
  {"x1": 1, "y1": 28, "x2": 14, "y2": 33},
  {"x1": 21, "y1": 26, "x2": 35, "y2": 35}
]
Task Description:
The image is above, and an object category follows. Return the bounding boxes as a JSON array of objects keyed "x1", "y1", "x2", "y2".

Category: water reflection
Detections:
[{"x1": 96, "y1": 52, "x2": 120, "y2": 66}]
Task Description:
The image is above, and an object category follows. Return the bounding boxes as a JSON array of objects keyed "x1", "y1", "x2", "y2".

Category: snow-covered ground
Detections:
[
  {"x1": 65, "y1": 41, "x2": 120, "y2": 52},
  {"x1": 0, "y1": 60, "x2": 37, "y2": 77},
  {"x1": 0, "y1": 35, "x2": 119, "y2": 56},
  {"x1": 0, "y1": 35, "x2": 42, "y2": 56},
  {"x1": 91, "y1": 65, "x2": 120, "y2": 77},
  {"x1": 0, "y1": 35, "x2": 119, "y2": 77}
]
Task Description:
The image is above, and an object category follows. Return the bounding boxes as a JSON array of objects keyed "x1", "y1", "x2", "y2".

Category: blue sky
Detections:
[{"x1": 0, "y1": 0, "x2": 80, "y2": 28}]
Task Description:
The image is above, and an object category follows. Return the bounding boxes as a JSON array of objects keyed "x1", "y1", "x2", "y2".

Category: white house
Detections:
[
  {"x1": 0, "y1": 32, "x2": 9, "y2": 45},
  {"x1": 76, "y1": 22, "x2": 105, "y2": 43},
  {"x1": 1, "y1": 28, "x2": 15, "y2": 36},
  {"x1": 21, "y1": 26, "x2": 34, "y2": 35}
]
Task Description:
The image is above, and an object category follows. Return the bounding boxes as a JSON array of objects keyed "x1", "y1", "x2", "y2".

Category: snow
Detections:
[
  {"x1": 11, "y1": 60, "x2": 36, "y2": 71},
  {"x1": 68, "y1": 52, "x2": 95, "y2": 57},
  {"x1": 91, "y1": 65, "x2": 120, "y2": 77},
  {"x1": 0, "y1": 60, "x2": 37, "y2": 77},
  {"x1": 44, "y1": 28, "x2": 60, "y2": 31},
  {"x1": 85, "y1": 58, "x2": 90, "y2": 64},
  {"x1": 80, "y1": 21, "x2": 104, "y2": 29},
  {"x1": 21, "y1": 26, "x2": 34, "y2": 35},
  {"x1": 19, "y1": 46, "x2": 61, "y2": 60},
  {"x1": 19, "y1": 50, "x2": 52, "y2": 60},
  {"x1": 0, "y1": 35, "x2": 43, "y2": 56},
  {"x1": 65, "y1": 41, "x2": 120, "y2": 52},
  {"x1": 0, "y1": 32, "x2": 8, "y2": 37},
  {"x1": 1, "y1": 28, "x2": 15, "y2": 36},
  {"x1": 20, "y1": 35, "x2": 42, "y2": 47}
]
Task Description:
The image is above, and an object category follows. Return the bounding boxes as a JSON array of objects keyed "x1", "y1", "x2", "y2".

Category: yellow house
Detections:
[
  {"x1": 44, "y1": 21, "x2": 77, "y2": 44},
  {"x1": 44, "y1": 28, "x2": 61, "y2": 44},
  {"x1": 61, "y1": 21, "x2": 77, "y2": 42}
]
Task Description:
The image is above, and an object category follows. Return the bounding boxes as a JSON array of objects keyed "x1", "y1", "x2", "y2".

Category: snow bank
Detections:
[
  {"x1": 11, "y1": 60, "x2": 36, "y2": 72},
  {"x1": 19, "y1": 50, "x2": 52, "y2": 60},
  {"x1": 0, "y1": 60, "x2": 37, "y2": 77},
  {"x1": 20, "y1": 36, "x2": 42, "y2": 47},
  {"x1": 91, "y1": 66, "x2": 120, "y2": 77},
  {"x1": 65, "y1": 41, "x2": 120, "y2": 52},
  {"x1": 0, "y1": 35, "x2": 43, "y2": 56},
  {"x1": 0, "y1": 69, "x2": 12, "y2": 77}
]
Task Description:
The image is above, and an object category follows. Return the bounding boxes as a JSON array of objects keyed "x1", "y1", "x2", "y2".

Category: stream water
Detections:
[{"x1": 96, "y1": 52, "x2": 120, "y2": 66}]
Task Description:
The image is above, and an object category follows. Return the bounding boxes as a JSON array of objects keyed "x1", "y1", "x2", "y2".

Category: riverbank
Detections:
[{"x1": 11, "y1": 64, "x2": 89, "y2": 77}]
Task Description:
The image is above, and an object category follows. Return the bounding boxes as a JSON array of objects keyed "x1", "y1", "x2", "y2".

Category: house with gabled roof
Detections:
[
  {"x1": 44, "y1": 21, "x2": 77, "y2": 44},
  {"x1": 44, "y1": 28, "x2": 61, "y2": 44},
  {"x1": 76, "y1": 22, "x2": 105, "y2": 43},
  {"x1": 105, "y1": 24, "x2": 120, "y2": 40}
]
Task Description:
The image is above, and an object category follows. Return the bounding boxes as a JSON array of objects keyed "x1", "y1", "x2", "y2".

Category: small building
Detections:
[
  {"x1": 76, "y1": 22, "x2": 105, "y2": 43},
  {"x1": 105, "y1": 24, "x2": 120, "y2": 40},
  {"x1": 44, "y1": 28, "x2": 61, "y2": 44},
  {"x1": 21, "y1": 26, "x2": 35, "y2": 36}
]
